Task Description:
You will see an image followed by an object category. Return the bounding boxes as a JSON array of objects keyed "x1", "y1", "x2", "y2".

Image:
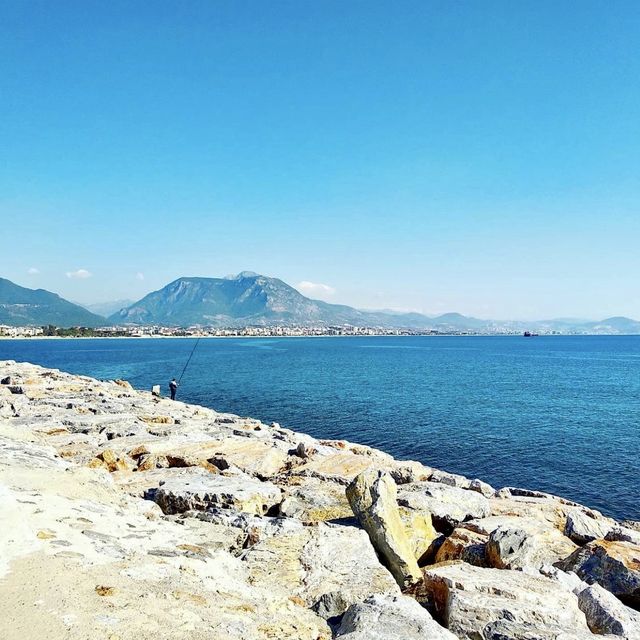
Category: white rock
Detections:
[{"x1": 336, "y1": 593, "x2": 457, "y2": 639}]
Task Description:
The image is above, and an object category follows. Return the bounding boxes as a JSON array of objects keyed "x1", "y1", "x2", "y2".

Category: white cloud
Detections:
[
  {"x1": 136, "y1": 272, "x2": 145, "y2": 281},
  {"x1": 27, "y1": 267, "x2": 39, "y2": 275},
  {"x1": 296, "y1": 281, "x2": 336, "y2": 299},
  {"x1": 66, "y1": 269, "x2": 92, "y2": 279}
]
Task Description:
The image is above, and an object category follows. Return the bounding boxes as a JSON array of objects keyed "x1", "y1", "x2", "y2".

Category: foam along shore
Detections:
[{"x1": 1, "y1": 361, "x2": 639, "y2": 640}]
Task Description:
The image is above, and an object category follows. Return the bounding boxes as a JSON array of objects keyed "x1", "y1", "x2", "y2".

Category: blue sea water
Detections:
[{"x1": 1, "y1": 335, "x2": 638, "y2": 520}]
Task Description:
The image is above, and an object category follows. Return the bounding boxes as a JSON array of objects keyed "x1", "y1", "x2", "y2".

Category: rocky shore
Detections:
[{"x1": 1, "y1": 360, "x2": 639, "y2": 640}]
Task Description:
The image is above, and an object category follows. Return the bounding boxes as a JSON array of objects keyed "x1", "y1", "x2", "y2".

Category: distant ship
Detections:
[{"x1": 523, "y1": 331, "x2": 539, "y2": 337}]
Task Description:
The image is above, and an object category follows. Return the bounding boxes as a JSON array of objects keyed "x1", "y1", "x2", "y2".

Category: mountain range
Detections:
[
  {"x1": 2, "y1": 273, "x2": 640, "y2": 334},
  {"x1": 0, "y1": 277, "x2": 104, "y2": 328},
  {"x1": 108, "y1": 272, "x2": 492, "y2": 329}
]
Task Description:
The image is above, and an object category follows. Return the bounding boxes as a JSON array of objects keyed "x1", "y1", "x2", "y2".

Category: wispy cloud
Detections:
[
  {"x1": 296, "y1": 281, "x2": 336, "y2": 300},
  {"x1": 66, "y1": 268, "x2": 92, "y2": 279},
  {"x1": 136, "y1": 272, "x2": 145, "y2": 281},
  {"x1": 27, "y1": 267, "x2": 40, "y2": 275}
]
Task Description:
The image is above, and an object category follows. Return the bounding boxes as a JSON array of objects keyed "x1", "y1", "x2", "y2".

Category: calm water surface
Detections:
[{"x1": 2, "y1": 335, "x2": 638, "y2": 520}]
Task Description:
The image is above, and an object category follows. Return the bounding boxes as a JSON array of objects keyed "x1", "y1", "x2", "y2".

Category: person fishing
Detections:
[{"x1": 168, "y1": 337, "x2": 200, "y2": 401}]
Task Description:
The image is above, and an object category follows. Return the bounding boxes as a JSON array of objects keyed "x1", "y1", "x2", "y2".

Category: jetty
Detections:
[{"x1": 1, "y1": 360, "x2": 639, "y2": 639}]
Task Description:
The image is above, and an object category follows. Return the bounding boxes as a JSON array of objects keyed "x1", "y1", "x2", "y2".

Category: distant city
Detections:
[
  {"x1": 2, "y1": 272, "x2": 639, "y2": 337},
  {"x1": 0, "y1": 323, "x2": 618, "y2": 339}
]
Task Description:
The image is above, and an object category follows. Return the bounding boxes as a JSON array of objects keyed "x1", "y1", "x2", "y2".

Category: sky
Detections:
[{"x1": 1, "y1": 1, "x2": 640, "y2": 319}]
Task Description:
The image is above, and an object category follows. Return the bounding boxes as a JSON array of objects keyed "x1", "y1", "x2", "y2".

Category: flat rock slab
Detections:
[
  {"x1": 420, "y1": 562, "x2": 601, "y2": 640},
  {"x1": 565, "y1": 508, "x2": 615, "y2": 545},
  {"x1": 485, "y1": 518, "x2": 577, "y2": 570},
  {"x1": 279, "y1": 476, "x2": 353, "y2": 522},
  {"x1": 207, "y1": 437, "x2": 289, "y2": 478},
  {"x1": 397, "y1": 481, "x2": 490, "y2": 532},
  {"x1": 336, "y1": 593, "x2": 457, "y2": 639},
  {"x1": 151, "y1": 467, "x2": 282, "y2": 516},
  {"x1": 294, "y1": 452, "x2": 380, "y2": 484},
  {"x1": 242, "y1": 521, "x2": 399, "y2": 620}
]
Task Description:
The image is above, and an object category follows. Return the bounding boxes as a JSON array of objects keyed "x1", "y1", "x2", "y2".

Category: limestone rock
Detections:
[
  {"x1": 561, "y1": 539, "x2": 640, "y2": 608},
  {"x1": 578, "y1": 583, "x2": 640, "y2": 638},
  {"x1": 607, "y1": 526, "x2": 640, "y2": 546},
  {"x1": 241, "y1": 521, "x2": 400, "y2": 619},
  {"x1": 206, "y1": 438, "x2": 288, "y2": 478},
  {"x1": 398, "y1": 506, "x2": 438, "y2": 562},
  {"x1": 397, "y1": 481, "x2": 490, "y2": 533},
  {"x1": 335, "y1": 593, "x2": 457, "y2": 639},
  {"x1": 429, "y1": 468, "x2": 471, "y2": 488},
  {"x1": 565, "y1": 508, "x2": 614, "y2": 545},
  {"x1": 279, "y1": 476, "x2": 353, "y2": 522},
  {"x1": 435, "y1": 527, "x2": 488, "y2": 567},
  {"x1": 486, "y1": 519, "x2": 577, "y2": 570},
  {"x1": 346, "y1": 469, "x2": 422, "y2": 588},
  {"x1": 388, "y1": 460, "x2": 432, "y2": 485},
  {"x1": 420, "y1": 562, "x2": 601, "y2": 639},
  {"x1": 490, "y1": 491, "x2": 581, "y2": 529},
  {"x1": 469, "y1": 478, "x2": 495, "y2": 497},
  {"x1": 151, "y1": 467, "x2": 282, "y2": 516},
  {"x1": 296, "y1": 452, "x2": 379, "y2": 485}
]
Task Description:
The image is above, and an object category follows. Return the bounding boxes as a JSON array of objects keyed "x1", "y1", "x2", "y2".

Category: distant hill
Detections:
[
  {"x1": 0, "y1": 278, "x2": 105, "y2": 328},
  {"x1": 110, "y1": 272, "x2": 444, "y2": 328},
  {"x1": 83, "y1": 299, "x2": 134, "y2": 317},
  {"x1": 583, "y1": 316, "x2": 640, "y2": 334}
]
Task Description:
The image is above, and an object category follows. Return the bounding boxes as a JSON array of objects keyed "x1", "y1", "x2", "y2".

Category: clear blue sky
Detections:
[{"x1": 2, "y1": 1, "x2": 639, "y2": 319}]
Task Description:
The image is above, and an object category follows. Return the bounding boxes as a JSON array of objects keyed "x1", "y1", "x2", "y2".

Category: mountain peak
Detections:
[{"x1": 225, "y1": 271, "x2": 260, "y2": 280}]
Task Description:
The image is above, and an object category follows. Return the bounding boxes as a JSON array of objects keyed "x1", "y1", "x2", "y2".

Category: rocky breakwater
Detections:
[{"x1": 0, "y1": 360, "x2": 639, "y2": 640}]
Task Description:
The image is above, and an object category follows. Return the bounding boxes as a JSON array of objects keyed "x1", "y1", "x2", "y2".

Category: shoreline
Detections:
[
  {"x1": 2, "y1": 332, "x2": 640, "y2": 341},
  {"x1": 1, "y1": 361, "x2": 639, "y2": 639}
]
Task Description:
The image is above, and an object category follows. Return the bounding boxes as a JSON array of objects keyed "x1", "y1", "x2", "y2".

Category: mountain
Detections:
[
  {"x1": 108, "y1": 272, "x2": 640, "y2": 333},
  {"x1": 0, "y1": 278, "x2": 106, "y2": 328},
  {"x1": 583, "y1": 316, "x2": 640, "y2": 334},
  {"x1": 83, "y1": 299, "x2": 134, "y2": 317},
  {"x1": 109, "y1": 272, "x2": 443, "y2": 328}
]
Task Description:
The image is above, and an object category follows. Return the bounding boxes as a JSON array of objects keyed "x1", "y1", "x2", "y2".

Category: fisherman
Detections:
[{"x1": 169, "y1": 378, "x2": 179, "y2": 401}]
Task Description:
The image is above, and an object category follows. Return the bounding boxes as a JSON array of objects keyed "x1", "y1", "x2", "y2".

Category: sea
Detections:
[{"x1": 2, "y1": 335, "x2": 638, "y2": 521}]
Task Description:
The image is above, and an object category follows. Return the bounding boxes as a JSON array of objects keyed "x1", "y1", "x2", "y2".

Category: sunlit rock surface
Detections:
[{"x1": 1, "y1": 360, "x2": 638, "y2": 640}]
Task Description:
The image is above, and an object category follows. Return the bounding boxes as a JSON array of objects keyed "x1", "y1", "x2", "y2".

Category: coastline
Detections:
[
  {"x1": 1, "y1": 360, "x2": 639, "y2": 639},
  {"x1": 2, "y1": 332, "x2": 639, "y2": 341}
]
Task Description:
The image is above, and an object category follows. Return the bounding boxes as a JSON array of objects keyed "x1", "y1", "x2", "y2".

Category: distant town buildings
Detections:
[
  {"x1": 0, "y1": 323, "x2": 586, "y2": 338},
  {"x1": 0, "y1": 325, "x2": 44, "y2": 337}
]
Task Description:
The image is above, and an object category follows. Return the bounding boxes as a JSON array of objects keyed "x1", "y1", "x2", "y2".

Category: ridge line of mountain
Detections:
[{"x1": 1, "y1": 274, "x2": 640, "y2": 334}]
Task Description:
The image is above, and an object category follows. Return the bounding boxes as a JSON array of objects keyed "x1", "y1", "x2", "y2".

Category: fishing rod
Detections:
[{"x1": 178, "y1": 337, "x2": 201, "y2": 384}]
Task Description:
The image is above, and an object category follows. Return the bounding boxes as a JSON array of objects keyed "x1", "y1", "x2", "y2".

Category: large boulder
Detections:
[
  {"x1": 335, "y1": 593, "x2": 457, "y2": 639},
  {"x1": 486, "y1": 518, "x2": 577, "y2": 570},
  {"x1": 204, "y1": 437, "x2": 289, "y2": 478},
  {"x1": 279, "y1": 476, "x2": 353, "y2": 522},
  {"x1": 565, "y1": 508, "x2": 614, "y2": 545},
  {"x1": 578, "y1": 583, "x2": 640, "y2": 639},
  {"x1": 150, "y1": 467, "x2": 282, "y2": 516},
  {"x1": 435, "y1": 527, "x2": 488, "y2": 567},
  {"x1": 295, "y1": 452, "x2": 383, "y2": 484},
  {"x1": 346, "y1": 469, "x2": 422, "y2": 588},
  {"x1": 241, "y1": 521, "x2": 400, "y2": 620},
  {"x1": 420, "y1": 562, "x2": 602, "y2": 639},
  {"x1": 397, "y1": 481, "x2": 490, "y2": 533},
  {"x1": 490, "y1": 489, "x2": 583, "y2": 529},
  {"x1": 561, "y1": 539, "x2": 640, "y2": 608}
]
